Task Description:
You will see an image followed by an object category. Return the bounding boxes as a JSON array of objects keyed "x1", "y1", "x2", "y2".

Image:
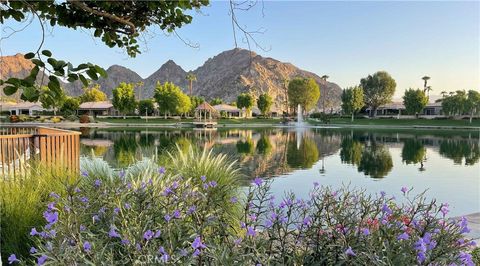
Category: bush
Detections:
[
  {"x1": 9, "y1": 115, "x2": 19, "y2": 123},
  {"x1": 65, "y1": 115, "x2": 78, "y2": 122},
  {"x1": 50, "y1": 116, "x2": 63, "y2": 123},
  {"x1": 16, "y1": 174, "x2": 476, "y2": 265},
  {"x1": 79, "y1": 115, "x2": 90, "y2": 123},
  {"x1": 0, "y1": 166, "x2": 75, "y2": 262}
]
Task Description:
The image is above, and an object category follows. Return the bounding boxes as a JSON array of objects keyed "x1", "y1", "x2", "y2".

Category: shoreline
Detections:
[{"x1": 2, "y1": 121, "x2": 479, "y2": 131}]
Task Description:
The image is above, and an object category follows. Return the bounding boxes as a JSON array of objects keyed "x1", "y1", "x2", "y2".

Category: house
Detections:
[
  {"x1": 0, "y1": 101, "x2": 46, "y2": 115},
  {"x1": 366, "y1": 102, "x2": 405, "y2": 116},
  {"x1": 78, "y1": 101, "x2": 116, "y2": 116},
  {"x1": 213, "y1": 104, "x2": 242, "y2": 118},
  {"x1": 422, "y1": 102, "x2": 443, "y2": 115}
]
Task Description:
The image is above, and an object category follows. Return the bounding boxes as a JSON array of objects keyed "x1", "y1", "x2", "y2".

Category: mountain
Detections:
[
  {"x1": 192, "y1": 48, "x2": 341, "y2": 110},
  {"x1": 143, "y1": 60, "x2": 188, "y2": 98},
  {"x1": 0, "y1": 49, "x2": 342, "y2": 110}
]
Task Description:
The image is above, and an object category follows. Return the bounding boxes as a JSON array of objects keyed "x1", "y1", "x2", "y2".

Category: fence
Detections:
[{"x1": 0, "y1": 126, "x2": 81, "y2": 178}]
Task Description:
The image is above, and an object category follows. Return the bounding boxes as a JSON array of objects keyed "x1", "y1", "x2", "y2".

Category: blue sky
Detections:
[{"x1": 1, "y1": 1, "x2": 478, "y2": 98}]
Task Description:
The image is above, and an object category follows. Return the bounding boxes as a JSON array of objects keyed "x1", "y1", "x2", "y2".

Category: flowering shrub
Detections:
[{"x1": 5, "y1": 152, "x2": 477, "y2": 265}]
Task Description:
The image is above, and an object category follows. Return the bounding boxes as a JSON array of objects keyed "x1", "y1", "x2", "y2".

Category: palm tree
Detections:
[
  {"x1": 321, "y1": 75, "x2": 329, "y2": 81},
  {"x1": 422, "y1": 76, "x2": 430, "y2": 92},
  {"x1": 283, "y1": 78, "x2": 289, "y2": 115},
  {"x1": 186, "y1": 73, "x2": 197, "y2": 96},
  {"x1": 321, "y1": 75, "x2": 329, "y2": 112},
  {"x1": 440, "y1": 91, "x2": 448, "y2": 98},
  {"x1": 425, "y1": 86, "x2": 432, "y2": 98}
]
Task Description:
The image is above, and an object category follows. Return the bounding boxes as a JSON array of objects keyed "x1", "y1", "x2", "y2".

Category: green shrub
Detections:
[{"x1": 0, "y1": 166, "x2": 75, "y2": 262}]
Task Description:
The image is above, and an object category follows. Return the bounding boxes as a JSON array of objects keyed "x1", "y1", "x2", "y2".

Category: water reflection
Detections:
[{"x1": 79, "y1": 128, "x2": 480, "y2": 179}]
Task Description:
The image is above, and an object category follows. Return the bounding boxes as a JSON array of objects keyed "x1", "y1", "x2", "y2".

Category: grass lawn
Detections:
[{"x1": 309, "y1": 117, "x2": 480, "y2": 127}]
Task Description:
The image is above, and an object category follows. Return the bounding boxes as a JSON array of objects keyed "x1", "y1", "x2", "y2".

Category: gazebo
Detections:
[{"x1": 193, "y1": 102, "x2": 218, "y2": 128}]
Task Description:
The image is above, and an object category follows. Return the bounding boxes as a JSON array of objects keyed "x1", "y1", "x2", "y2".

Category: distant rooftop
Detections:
[{"x1": 79, "y1": 101, "x2": 113, "y2": 110}]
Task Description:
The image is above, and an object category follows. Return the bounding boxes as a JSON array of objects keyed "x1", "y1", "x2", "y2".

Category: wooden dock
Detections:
[
  {"x1": 0, "y1": 126, "x2": 81, "y2": 178},
  {"x1": 193, "y1": 121, "x2": 218, "y2": 128}
]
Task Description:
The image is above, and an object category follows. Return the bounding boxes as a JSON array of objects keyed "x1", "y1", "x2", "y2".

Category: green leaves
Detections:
[
  {"x1": 24, "y1": 52, "x2": 35, "y2": 59},
  {"x1": 41, "y1": 50, "x2": 52, "y2": 57},
  {"x1": 3, "y1": 86, "x2": 18, "y2": 96}
]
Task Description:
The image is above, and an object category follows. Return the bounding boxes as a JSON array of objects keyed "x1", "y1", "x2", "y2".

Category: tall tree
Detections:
[
  {"x1": 138, "y1": 99, "x2": 155, "y2": 116},
  {"x1": 466, "y1": 90, "x2": 480, "y2": 123},
  {"x1": 440, "y1": 91, "x2": 448, "y2": 98},
  {"x1": 320, "y1": 75, "x2": 331, "y2": 113},
  {"x1": 154, "y1": 82, "x2": 191, "y2": 118},
  {"x1": 360, "y1": 71, "x2": 396, "y2": 117},
  {"x1": 1, "y1": 1, "x2": 209, "y2": 100},
  {"x1": 185, "y1": 73, "x2": 197, "y2": 96},
  {"x1": 190, "y1": 96, "x2": 205, "y2": 114},
  {"x1": 287, "y1": 77, "x2": 320, "y2": 114},
  {"x1": 39, "y1": 86, "x2": 66, "y2": 115},
  {"x1": 112, "y1": 82, "x2": 137, "y2": 118},
  {"x1": 79, "y1": 84, "x2": 107, "y2": 103},
  {"x1": 237, "y1": 93, "x2": 254, "y2": 117},
  {"x1": 60, "y1": 97, "x2": 80, "y2": 116},
  {"x1": 422, "y1": 76, "x2": 431, "y2": 91},
  {"x1": 341, "y1": 86, "x2": 364, "y2": 122},
  {"x1": 283, "y1": 78, "x2": 289, "y2": 115},
  {"x1": 403, "y1": 88, "x2": 428, "y2": 117},
  {"x1": 257, "y1": 93, "x2": 273, "y2": 117},
  {"x1": 442, "y1": 90, "x2": 467, "y2": 117}
]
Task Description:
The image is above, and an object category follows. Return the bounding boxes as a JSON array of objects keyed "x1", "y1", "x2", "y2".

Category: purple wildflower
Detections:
[
  {"x1": 136, "y1": 243, "x2": 142, "y2": 250},
  {"x1": 80, "y1": 196, "x2": 89, "y2": 203},
  {"x1": 74, "y1": 187, "x2": 81, "y2": 193},
  {"x1": 313, "y1": 181, "x2": 319, "y2": 187},
  {"x1": 249, "y1": 214, "x2": 257, "y2": 221},
  {"x1": 124, "y1": 203, "x2": 131, "y2": 209},
  {"x1": 345, "y1": 247, "x2": 356, "y2": 256},
  {"x1": 381, "y1": 204, "x2": 392, "y2": 215},
  {"x1": 8, "y1": 254, "x2": 20, "y2": 264},
  {"x1": 246, "y1": 226, "x2": 256, "y2": 237},
  {"x1": 163, "y1": 187, "x2": 173, "y2": 196},
  {"x1": 203, "y1": 183, "x2": 209, "y2": 189},
  {"x1": 144, "y1": 230, "x2": 154, "y2": 241},
  {"x1": 161, "y1": 253, "x2": 169, "y2": 262},
  {"x1": 264, "y1": 219, "x2": 273, "y2": 228},
  {"x1": 401, "y1": 187, "x2": 408, "y2": 194},
  {"x1": 158, "y1": 167, "x2": 166, "y2": 174},
  {"x1": 187, "y1": 206, "x2": 197, "y2": 214},
  {"x1": 108, "y1": 228, "x2": 120, "y2": 238},
  {"x1": 303, "y1": 216, "x2": 312, "y2": 226},
  {"x1": 118, "y1": 169, "x2": 125, "y2": 178},
  {"x1": 121, "y1": 239, "x2": 130, "y2": 245},
  {"x1": 192, "y1": 236, "x2": 207, "y2": 249},
  {"x1": 417, "y1": 251, "x2": 426, "y2": 263},
  {"x1": 459, "y1": 217, "x2": 470, "y2": 234},
  {"x1": 193, "y1": 249, "x2": 201, "y2": 257},
  {"x1": 94, "y1": 179, "x2": 102, "y2": 187},
  {"x1": 81, "y1": 170, "x2": 88, "y2": 177},
  {"x1": 173, "y1": 209, "x2": 181, "y2": 219},
  {"x1": 30, "y1": 247, "x2": 37, "y2": 254},
  {"x1": 230, "y1": 196, "x2": 238, "y2": 203},
  {"x1": 397, "y1": 232, "x2": 409, "y2": 240},
  {"x1": 114, "y1": 207, "x2": 120, "y2": 214},
  {"x1": 209, "y1": 181, "x2": 217, "y2": 188},
  {"x1": 380, "y1": 191, "x2": 386, "y2": 197},
  {"x1": 49, "y1": 192, "x2": 60, "y2": 199},
  {"x1": 200, "y1": 175, "x2": 207, "y2": 182},
  {"x1": 459, "y1": 251, "x2": 474, "y2": 265},
  {"x1": 440, "y1": 203, "x2": 449, "y2": 216},
  {"x1": 361, "y1": 228, "x2": 370, "y2": 236},
  {"x1": 37, "y1": 254, "x2": 48, "y2": 265},
  {"x1": 234, "y1": 238, "x2": 243, "y2": 246},
  {"x1": 154, "y1": 230, "x2": 161, "y2": 238},
  {"x1": 47, "y1": 202, "x2": 55, "y2": 211},
  {"x1": 43, "y1": 211, "x2": 59, "y2": 224},
  {"x1": 252, "y1": 177, "x2": 263, "y2": 186},
  {"x1": 164, "y1": 214, "x2": 171, "y2": 222},
  {"x1": 30, "y1": 227, "x2": 39, "y2": 236},
  {"x1": 83, "y1": 241, "x2": 91, "y2": 252}
]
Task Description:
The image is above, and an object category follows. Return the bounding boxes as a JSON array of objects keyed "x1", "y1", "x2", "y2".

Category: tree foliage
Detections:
[
  {"x1": 154, "y1": 82, "x2": 191, "y2": 116},
  {"x1": 190, "y1": 96, "x2": 205, "y2": 113},
  {"x1": 341, "y1": 86, "x2": 364, "y2": 121},
  {"x1": 79, "y1": 84, "x2": 107, "y2": 103},
  {"x1": 403, "y1": 88, "x2": 428, "y2": 115},
  {"x1": 465, "y1": 90, "x2": 480, "y2": 123},
  {"x1": 210, "y1": 97, "x2": 223, "y2": 106},
  {"x1": 138, "y1": 99, "x2": 155, "y2": 116},
  {"x1": 112, "y1": 82, "x2": 137, "y2": 116},
  {"x1": 287, "y1": 77, "x2": 320, "y2": 112},
  {"x1": 39, "y1": 85, "x2": 66, "y2": 115},
  {"x1": 60, "y1": 97, "x2": 80, "y2": 116},
  {"x1": 360, "y1": 71, "x2": 396, "y2": 117},
  {"x1": 441, "y1": 90, "x2": 467, "y2": 116},
  {"x1": 257, "y1": 93, "x2": 273, "y2": 116},
  {"x1": 237, "y1": 93, "x2": 254, "y2": 116},
  {"x1": 0, "y1": 1, "x2": 209, "y2": 101}
]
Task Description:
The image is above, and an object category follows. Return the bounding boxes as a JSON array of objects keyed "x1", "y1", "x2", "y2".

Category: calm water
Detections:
[{"x1": 78, "y1": 127, "x2": 480, "y2": 216}]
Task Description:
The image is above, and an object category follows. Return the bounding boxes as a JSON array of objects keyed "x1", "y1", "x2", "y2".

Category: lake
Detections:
[{"x1": 78, "y1": 127, "x2": 480, "y2": 217}]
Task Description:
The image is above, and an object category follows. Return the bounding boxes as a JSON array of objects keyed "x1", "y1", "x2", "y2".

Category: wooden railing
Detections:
[{"x1": 0, "y1": 126, "x2": 81, "y2": 178}]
